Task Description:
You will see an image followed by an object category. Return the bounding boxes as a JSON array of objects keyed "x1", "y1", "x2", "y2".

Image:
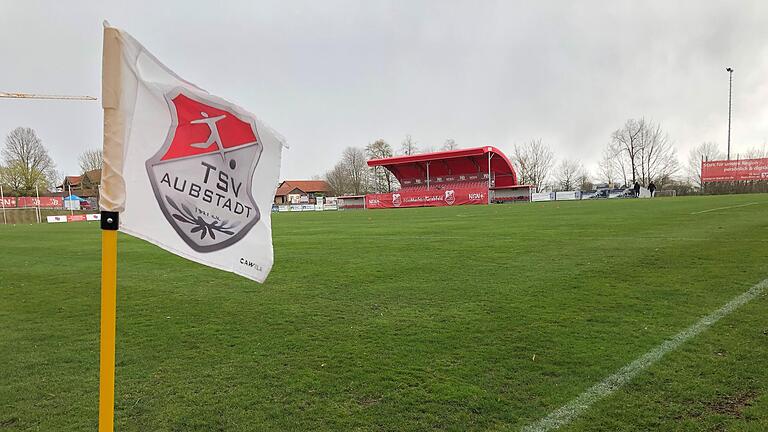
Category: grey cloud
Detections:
[{"x1": 1, "y1": 0, "x2": 766, "y2": 181}]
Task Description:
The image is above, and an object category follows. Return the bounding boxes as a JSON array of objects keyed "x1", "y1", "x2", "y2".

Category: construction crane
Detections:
[{"x1": 0, "y1": 91, "x2": 97, "y2": 101}]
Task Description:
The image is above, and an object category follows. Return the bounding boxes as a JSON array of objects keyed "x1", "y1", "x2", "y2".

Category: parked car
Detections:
[{"x1": 619, "y1": 188, "x2": 636, "y2": 198}]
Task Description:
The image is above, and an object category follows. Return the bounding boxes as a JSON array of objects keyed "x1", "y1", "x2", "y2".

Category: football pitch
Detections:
[{"x1": 1, "y1": 194, "x2": 767, "y2": 431}]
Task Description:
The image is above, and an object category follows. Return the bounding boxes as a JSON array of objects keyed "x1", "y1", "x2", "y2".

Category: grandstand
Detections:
[{"x1": 366, "y1": 146, "x2": 531, "y2": 208}]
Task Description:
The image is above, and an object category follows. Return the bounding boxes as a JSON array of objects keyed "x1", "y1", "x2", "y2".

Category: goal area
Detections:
[{"x1": 655, "y1": 190, "x2": 677, "y2": 198}]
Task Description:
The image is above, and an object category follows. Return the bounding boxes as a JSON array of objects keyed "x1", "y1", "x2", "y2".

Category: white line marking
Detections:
[
  {"x1": 690, "y1": 202, "x2": 758, "y2": 214},
  {"x1": 521, "y1": 278, "x2": 768, "y2": 432}
]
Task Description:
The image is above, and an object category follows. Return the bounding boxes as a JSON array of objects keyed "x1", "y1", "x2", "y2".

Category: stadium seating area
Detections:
[
  {"x1": 398, "y1": 180, "x2": 488, "y2": 192},
  {"x1": 366, "y1": 147, "x2": 519, "y2": 208}
]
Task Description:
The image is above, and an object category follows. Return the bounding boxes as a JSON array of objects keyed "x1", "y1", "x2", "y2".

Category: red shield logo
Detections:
[
  {"x1": 444, "y1": 190, "x2": 455, "y2": 205},
  {"x1": 146, "y1": 89, "x2": 263, "y2": 252},
  {"x1": 392, "y1": 193, "x2": 402, "y2": 207}
]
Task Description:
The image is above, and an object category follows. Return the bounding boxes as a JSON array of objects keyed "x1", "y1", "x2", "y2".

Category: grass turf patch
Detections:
[{"x1": 0, "y1": 194, "x2": 767, "y2": 431}]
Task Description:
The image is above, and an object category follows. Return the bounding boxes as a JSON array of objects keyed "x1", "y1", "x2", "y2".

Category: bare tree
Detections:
[
  {"x1": 325, "y1": 162, "x2": 349, "y2": 196},
  {"x1": 324, "y1": 147, "x2": 370, "y2": 196},
  {"x1": 635, "y1": 120, "x2": 678, "y2": 186},
  {"x1": 366, "y1": 139, "x2": 398, "y2": 192},
  {"x1": 598, "y1": 146, "x2": 621, "y2": 186},
  {"x1": 400, "y1": 134, "x2": 418, "y2": 155},
  {"x1": 1, "y1": 127, "x2": 58, "y2": 195},
  {"x1": 553, "y1": 159, "x2": 583, "y2": 191},
  {"x1": 741, "y1": 145, "x2": 768, "y2": 159},
  {"x1": 420, "y1": 145, "x2": 436, "y2": 154},
  {"x1": 577, "y1": 172, "x2": 594, "y2": 191},
  {"x1": 510, "y1": 138, "x2": 555, "y2": 192},
  {"x1": 78, "y1": 148, "x2": 103, "y2": 172},
  {"x1": 609, "y1": 118, "x2": 678, "y2": 186},
  {"x1": 610, "y1": 119, "x2": 644, "y2": 184},
  {"x1": 687, "y1": 142, "x2": 724, "y2": 188},
  {"x1": 342, "y1": 147, "x2": 369, "y2": 194},
  {"x1": 441, "y1": 139, "x2": 459, "y2": 151},
  {"x1": 604, "y1": 141, "x2": 631, "y2": 187}
]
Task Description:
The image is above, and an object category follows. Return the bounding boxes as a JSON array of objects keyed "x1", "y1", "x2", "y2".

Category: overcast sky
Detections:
[{"x1": 1, "y1": 0, "x2": 767, "y2": 182}]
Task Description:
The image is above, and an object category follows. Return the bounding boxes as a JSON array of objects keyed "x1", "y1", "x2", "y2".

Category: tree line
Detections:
[
  {"x1": 324, "y1": 136, "x2": 460, "y2": 196},
  {"x1": 323, "y1": 118, "x2": 768, "y2": 196},
  {"x1": 2, "y1": 120, "x2": 766, "y2": 198},
  {"x1": 0, "y1": 127, "x2": 102, "y2": 196}
]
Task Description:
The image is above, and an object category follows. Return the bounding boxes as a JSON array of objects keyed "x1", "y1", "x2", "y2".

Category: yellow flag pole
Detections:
[
  {"x1": 98, "y1": 214, "x2": 118, "y2": 432},
  {"x1": 99, "y1": 24, "x2": 123, "y2": 432}
]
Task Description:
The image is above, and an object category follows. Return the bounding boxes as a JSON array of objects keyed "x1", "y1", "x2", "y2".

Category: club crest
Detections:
[
  {"x1": 146, "y1": 89, "x2": 263, "y2": 252},
  {"x1": 444, "y1": 190, "x2": 455, "y2": 205},
  {"x1": 392, "y1": 193, "x2": 402, "y2": 207}
]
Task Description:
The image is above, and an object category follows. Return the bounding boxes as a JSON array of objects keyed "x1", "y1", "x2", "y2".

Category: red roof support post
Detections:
[
  {"x1": 1, "y1": 185, "x2": 6, "y2": 224},
  {"x1": 487, "y1": 151, "x2": 492, "y2": 205},
  {"x1": 35, "y1": 185, "x2": 41, "y2": 224}
]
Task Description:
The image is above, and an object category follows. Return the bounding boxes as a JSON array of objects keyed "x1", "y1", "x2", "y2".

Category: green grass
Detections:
[{"x1": 1, "y1": 194, "x2": 767, "y2": 431}]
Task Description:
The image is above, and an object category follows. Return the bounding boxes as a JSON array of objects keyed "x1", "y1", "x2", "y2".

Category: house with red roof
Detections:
[
  {"x1": 274, "y1": 180, "x2": 329, "y2": 205},
  {"x1": 59, "y1": 175, "x2": 82, "y2": 192},
  {"x1": 57, "y1": 169, "x2": 102, "y2": 197}
]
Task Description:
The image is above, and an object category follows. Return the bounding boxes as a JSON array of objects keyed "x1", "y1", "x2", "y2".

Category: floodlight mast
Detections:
[{"x1": 725, "y1": 67, "x2": 733, "y2": 160}]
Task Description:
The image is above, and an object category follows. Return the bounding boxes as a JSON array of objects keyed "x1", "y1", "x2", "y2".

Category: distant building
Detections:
[
  {"x1": 59, "y1": 175, "x2": 82, "y2": 192},
  {"x1": 57, "y1": 169, "x2": 101, "y2": 198},
  {"x1": 274, "y1": 180, "x2": 329, "y2": 205},
  {"x1": 81, "y1": 169, "x2": 101, "y2": 192}
]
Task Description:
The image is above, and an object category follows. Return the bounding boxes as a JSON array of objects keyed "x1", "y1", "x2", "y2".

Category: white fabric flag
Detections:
[{"x1": 100, "y1": 24, "x2": 285, "y2": 282}]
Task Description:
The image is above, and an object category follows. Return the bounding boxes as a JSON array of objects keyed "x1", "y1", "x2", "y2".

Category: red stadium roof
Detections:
[{"x1": 367, "y1": 146, "x2": 518, "y2": 187}]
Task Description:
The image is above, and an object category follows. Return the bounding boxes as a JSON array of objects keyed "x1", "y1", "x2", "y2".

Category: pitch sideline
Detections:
[
  {"x1": 521, "y1": 278, "x2": 768, "y2": 432},
  {"x1": 690, "y1": 202, "x2": 758, "y2": 214}
]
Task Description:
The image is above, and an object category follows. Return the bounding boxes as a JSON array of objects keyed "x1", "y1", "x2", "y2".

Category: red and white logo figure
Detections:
[
  {"x1": 146, "y1": 89, "x2": 263, "y2": 252},
  {"x1": 444, "y1": 189, "x2": 455, "y2": 205},
  {"x1": 392, "y1": 193, "x2": 402, "y2": 207}
]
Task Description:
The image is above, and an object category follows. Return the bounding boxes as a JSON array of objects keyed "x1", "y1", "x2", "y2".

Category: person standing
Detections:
[
  {"x1": 648, "y1": 181, "x2": 657, "y2": 198},
  {"x1": 633, "y1": 181, "x2": 640, "y2": 198}
]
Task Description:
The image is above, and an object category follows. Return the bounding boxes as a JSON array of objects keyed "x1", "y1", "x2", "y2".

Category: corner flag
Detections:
[
  {"x1": 101, "y1": 23, "x2": 284, "y2": 281},
  {"x1": 98, "y1": 23, "x2": 285, "y2": 431}
]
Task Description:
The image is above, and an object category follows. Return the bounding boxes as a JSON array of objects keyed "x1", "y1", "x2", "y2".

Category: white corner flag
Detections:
[{"x1": 100, "y1": 23, "x2": 285, "y2": 282}]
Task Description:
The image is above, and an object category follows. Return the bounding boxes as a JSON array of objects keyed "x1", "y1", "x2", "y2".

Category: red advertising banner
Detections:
[
  {"x1": 67, "y1": 214, "x2": 88, "y2": 222},
  {"x1": 46, "y1": 214, "x2": 99, "y2": 223},
  {"x1": 0, "y1": 196, "x2": 64, "y2": 208},
  {"x1": 366, "y1": 186, "x2": 488, "y2": 209},
  {"x1": 17, "y1": 197, "x2": 64, "y2": 208},
  {"x1": 702, "y1": 158, "x2": 768, "y2": 182}
]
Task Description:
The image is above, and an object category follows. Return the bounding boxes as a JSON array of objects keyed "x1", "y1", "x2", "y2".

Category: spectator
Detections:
[
  {"x1": 648, "y1": 182, "x2": 656, "y2": 198},
  {"x1": 633, "y1": 182, "x2": 640, "y2": 197}
]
